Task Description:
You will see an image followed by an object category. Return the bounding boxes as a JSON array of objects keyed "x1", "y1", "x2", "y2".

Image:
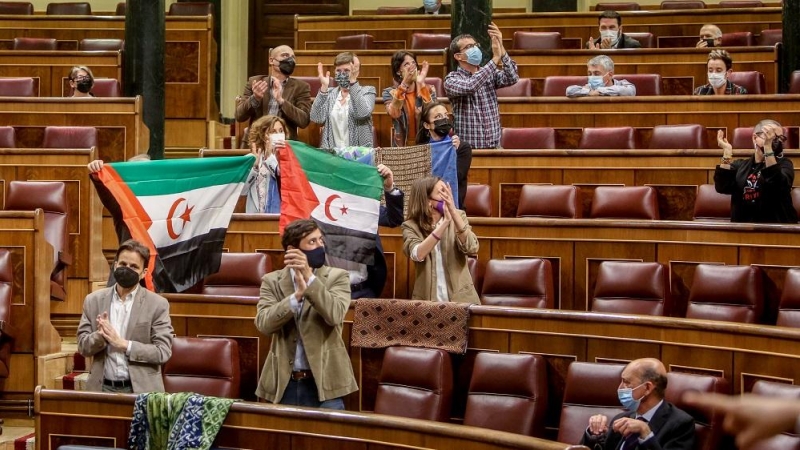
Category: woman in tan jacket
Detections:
[{"x1": 401, "y1": 176, "x2": 480, "y2": 303}]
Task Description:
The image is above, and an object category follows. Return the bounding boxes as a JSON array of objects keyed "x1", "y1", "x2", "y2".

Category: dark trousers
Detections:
[{"x1": 279, "y1": 378, "x2": 345, "y2": 410}]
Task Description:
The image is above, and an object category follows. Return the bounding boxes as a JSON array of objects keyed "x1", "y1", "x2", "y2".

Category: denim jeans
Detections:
[{"x1": 280, "y1": 378, "x2": 345, "y2": 410}]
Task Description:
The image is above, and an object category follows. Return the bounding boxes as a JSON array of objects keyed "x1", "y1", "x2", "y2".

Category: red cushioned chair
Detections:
[
  {"x1": 757, "y1": 29, "x2": 782, "y2": 46},
  {"x1": 596, "y1": 2, "x2": 641, "y2": 10},
  {"x1": 5, "y1": 181, "x2": 71, "y2": 301},
  {"x1": 201, "y1": 252, "x2": 270, "y2": 297},
  {"x1": 42, "y1": 126, "x2": 98, "y2": 149},
  {"x1": 557, "y1": 362, "x2": 626, "y2": 444},
  {"x1": 12, "y1": 37, "x2": 57, "y2": 51},
  {"x1": 374, "y1": 346, "x2": 453, "y2": 422},
  {"x1": 88, "y1": 79, "x2": 122, "y2": 97},
  {"x1": 376, "y1": 6, "x2": 418, "y2": 14},
  {"x1": 425, "y1": 77, "x2": 443, "y2": 97},
  {"x1": 793, "y1": 188, "x2": 800, "y2": 219},
  {"x1": 542, "y1": 75, "x2": 587, "y2": 96},
  {"x1": 115, "y1": 2, "x2": 125, "y2": 15},
  {"x1": 46, "y1": 2, "x2": 91, "y2": 15},
  {"x1": 721, "y1": 31, "x2": 755, "y2": 47},
  {"x1": 728, "y1": 71, "x2": 765, "y2": 94},
  {"x1": 463, "y1": 352, "x2": 548, "y2": 437},
  {"x1": 163, "y1": 337, "x2": 240, "y2": 399},
  {"x1": 467, "y1": 256, "x2": 485, "y2": 295},
  {"x1": 291, "y1": 76, "x2": 324, "y2": 97},
  {"x1": 517, "y1": 184, "x2": 579, "y2": 218},
  {"x1": 512, "y1": 31, "x2": 563, "y2": 50},
  {"x1": 0, "y1": 77, "x2": 37, "y2": 97},
  {"x1": 592, "y1": 261, "x2": 671, "y2": 316},
  {"x1": 410, "y1": 33, "x2": 451, "y2": 50},
  {"x1": 649, "y1": 124, "x2": 708, "y2": 149},
  {"x1": 496, "y1": 78, "x2": 532, "y2": 97},
  {"x1": 590, "y1": 186, "x2": 660, "y2": 220},
  {"x1": 791, "y1": 71, "x2": 800, "y2": 94},
  {"x1": 660, "y1": 0, "x2": 706, "y2": 8},
  {"x1": 687, "y1": 264, "x2": 764, "y2": 324},
  {"x1": 500, "y1": 127, "x2": 556, "y2": 149},
  {"x1": 578, "y1": 127, "x2": 636, "y2": 150},
  {"x1": 0, "y1": 127, "x2": 15, "y2": 148},
  {"x1": 464, "y1": 184, "x2": 492, "y2": 217},
  {"x1": 719, "y1": 0, "x2": 763, "y2": 7},
  {"x1": 693, "y1": 184, "x2": 731, "y2": 222},
  {"x1": 481, "y1": 258, "x2": 554, "y2": 308},
  {"x1": 79, "y1": 38, "x2": 124, "y2": 51},
  {"x1": 0, "y1": 1, "x2": 33, "y2": 14},
  {"x1": 615, "y1": 74, "x2": 661, "y2": 96},
  {"x1": 0, "y1": 249, "x2": 14, "y2": 379},
  {"x1": 168, "y1": 2, "x2": 213, "y2": 16},
  {"x1": 625, "y1": 32, "x2": 656, "y2": 48},
  {"x1": 665, "y1": 372, "x2": 730, "y2": 450},
  {"x1": 335, "y1": 34, "x2": 375, "y2": 50},
  {"x1": 777, "y1": 268, "x2": 800, "y2": 328},
  {"x1": 749, "y1": 381, "x2": 800, "y2": 450},
  {"x1": 731, "y1": 127, "x2": 756, "y2": 149}
]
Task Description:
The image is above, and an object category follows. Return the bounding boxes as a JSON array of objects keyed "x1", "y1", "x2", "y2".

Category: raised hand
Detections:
[
  {"x1": 377, "y1": 164, "x2": 394, "y2": 190},
  {"x1": 587, "y1": 37, "x2": 599, "y2": 50},
  {"x1": 317, "y1": 62, "x2": 330, "y2": 91},
  {"x1": 717, "y1": 129, "x2": 732, "y2": 155},
  {"x1": 416, "y1": 61, "x2": 430, "y2": 85},
  {"x1": 402, "y1": 64, "x2": 416, "y2": 86},
  {"x1": 252, "y1": 79, "x2": 269, "y2": 100},
  {"x1": 588, "y1": 414, "x2": 609, "y2": 436},
  {"x1": 271, "y1": 77, "x2": 284, "y2": 104},
  {"x1": 87, "y1": 159, "x2": 104, "y2": 173}
]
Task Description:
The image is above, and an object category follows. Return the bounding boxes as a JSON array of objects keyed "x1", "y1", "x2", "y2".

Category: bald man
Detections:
[
  {"x1": 697, "y1": 24, "x2": 722, "y2": 48},
  {"x1": 582, "y1": 358, "x2": 695, "y2": 450},
  {"x1": 236, "y1": 45, "x2": 311, "y2": 142}
]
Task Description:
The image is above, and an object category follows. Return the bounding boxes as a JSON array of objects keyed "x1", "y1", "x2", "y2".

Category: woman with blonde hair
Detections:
[
  {"x1": 243, "y1": 114, "x2": 287, "y2": 213},
  {"x1": 69, "y1": 65, "x2": 95, "y2": 97},
  {"x1": 401, "y1": 176, "x2": 480, "y2": 303}
]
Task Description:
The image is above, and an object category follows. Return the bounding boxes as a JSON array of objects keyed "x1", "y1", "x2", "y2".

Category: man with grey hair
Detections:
[
  {"x1": 566, "y1": 55, "x2": 636, "y2": 98},
  {"x1": 696, "y1": 24, "x2": 723, "y2": 48}
]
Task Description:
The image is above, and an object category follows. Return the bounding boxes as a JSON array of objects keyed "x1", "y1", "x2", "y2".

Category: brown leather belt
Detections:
[
  {"x1": 291, "y1": 370, "x2": 313, "y2": 381},
  {"x1": 103, "y1": 378, "x2": 132, "y2": 388}
]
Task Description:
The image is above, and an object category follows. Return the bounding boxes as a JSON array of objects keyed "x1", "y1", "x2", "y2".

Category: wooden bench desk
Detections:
[{"x1": 0, "y1": 51, "x2": 122, "y2": 97}]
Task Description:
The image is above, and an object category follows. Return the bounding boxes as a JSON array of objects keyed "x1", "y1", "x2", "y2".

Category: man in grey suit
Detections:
[{"x1": 77, "y1": 240, "x2": 174, "y2": 393}]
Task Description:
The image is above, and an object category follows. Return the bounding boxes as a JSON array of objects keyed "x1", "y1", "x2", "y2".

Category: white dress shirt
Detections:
[{"x1": 103, "y1": 285, "x2": 137, "y2": 381}]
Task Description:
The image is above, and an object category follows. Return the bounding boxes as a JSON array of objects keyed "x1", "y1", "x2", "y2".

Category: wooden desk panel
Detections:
[{"x1": 0, "y1": 51, "x2": 121, "y2": 97}]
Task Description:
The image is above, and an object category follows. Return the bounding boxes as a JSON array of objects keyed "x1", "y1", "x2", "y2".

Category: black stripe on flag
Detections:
[
  {"x1": 154, "y1": 227, "x2": 226, "y2": 293},
  {"x1": 315, "y1": 220, "x2": 376, "y2": 266}
]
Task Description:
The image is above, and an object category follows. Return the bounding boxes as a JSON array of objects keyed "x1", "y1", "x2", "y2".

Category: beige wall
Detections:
[{"x1": 221, "y1": 1, "x2": 248, "y2": 119}]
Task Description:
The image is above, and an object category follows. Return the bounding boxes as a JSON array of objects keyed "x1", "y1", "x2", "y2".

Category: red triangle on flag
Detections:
[{"x1": 278, "y1": 142, "x2": 321, "y2": 233}]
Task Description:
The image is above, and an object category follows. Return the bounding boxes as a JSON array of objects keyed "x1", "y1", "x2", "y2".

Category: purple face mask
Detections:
[{"x1": 433, "y1": 200, "x2": 445, "y2": 215}]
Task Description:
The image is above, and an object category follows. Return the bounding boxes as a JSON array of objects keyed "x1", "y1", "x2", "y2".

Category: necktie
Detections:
[{"x1": 620, "y1": 417, "x2": 648, "y2": 450}]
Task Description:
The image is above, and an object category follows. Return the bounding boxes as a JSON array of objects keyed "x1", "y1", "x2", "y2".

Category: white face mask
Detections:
[
  {"x1": 269, "y1": 132, "x2": 285, "y2": 147},
  {"x1": 708, "y1": 73, "x2": 726, "y2": 89},
  {"x1": 600, "y1": 30, "x2": 619, "y2": 43}
]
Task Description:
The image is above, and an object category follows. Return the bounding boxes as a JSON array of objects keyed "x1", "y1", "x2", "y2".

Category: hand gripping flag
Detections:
[
  {"x1": 91, "y1": 156, "x2": 254, "y2": 292},
  {"x1": 278, "y1": 141, "x2": 383, "y2": 265}
]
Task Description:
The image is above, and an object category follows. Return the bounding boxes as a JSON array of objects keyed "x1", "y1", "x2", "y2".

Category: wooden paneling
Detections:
[{"x1": 0, "y1": 51, "x2": 121, "y2": 97}]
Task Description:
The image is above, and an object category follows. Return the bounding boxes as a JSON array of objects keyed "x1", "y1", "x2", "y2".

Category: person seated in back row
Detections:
[
  {"x1": 415, "y1": 0, "x2": 450, "y2": 14},
  {"x1": 566, "y1": 55, "x2": 636, "y2": 98},
  {"x1": 693, "y1": 50, "x2": 747, "y2": 95},
  {"x1": 587, "y1": 10, "x2": 641, "y2": 50},
  {"x1": 696, "y1": 24, "x2": 723, "y2": 48}
]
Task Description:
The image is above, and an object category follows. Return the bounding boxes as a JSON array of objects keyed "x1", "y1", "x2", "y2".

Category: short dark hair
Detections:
[
  {"x1": 115, "y1": 239, "x2": 150, "y2": 269},
  {"x1": 281, "y1": 219, "x2": 320, "y2": 250},
  {"x1": 708, "y1": 49, "x2": 733, "y2": 71},
  {"x1": 640, "y1": 366, "x2": 668, "y2": 398},
  {"x1": 391, "y1": 51, "x2": 417, "y2": 83},
  {"x1": 599, "y1": 10, "x2": 622, "y2": 26},
  {"x1": 449, "y1": 34, "x2": 474, "y2": 60}
]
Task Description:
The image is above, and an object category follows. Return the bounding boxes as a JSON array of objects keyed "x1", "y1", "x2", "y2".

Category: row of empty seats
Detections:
[
  {"x1": 0, "y1": 1, "x2": 214, "y2": 17},
  {"x1": 0, "y1": 126, "x2": 97, "y2": 149},
  {"x1": 5, "y1": 37, "x2": 124, "y2": 51},
  {"x1": 0, "y1": 77, "x2": 122, "y2": 98},
  {"x1": 371, "y1": 0, "x2": 773, "y2": 14}
]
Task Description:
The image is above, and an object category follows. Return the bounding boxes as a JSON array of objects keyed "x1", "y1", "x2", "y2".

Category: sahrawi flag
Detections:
[
  {"x1": 93, "y1": 156, "x2": 253, "y2": 292},
  {"x1": 279, "y1": 141, "x2": 383, "y2": 265}
]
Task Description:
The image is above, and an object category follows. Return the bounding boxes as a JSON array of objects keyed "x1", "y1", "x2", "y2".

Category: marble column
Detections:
[
  {"x1": 782, "y1": 0, "x2": 799, "y2": 93},
  {"x1": 451, "y1": 0, "x2": 493, "y2": 69},
  {"x1": 124, "y1": 0, "x2": 166, "y2": 159}
]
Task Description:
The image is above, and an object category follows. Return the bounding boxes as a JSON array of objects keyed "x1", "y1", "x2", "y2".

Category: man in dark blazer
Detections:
[
  {"x1": 581, "y1": 358, "x2": 695, "y2": 450},
  {"x1": 415, "y1": 0, "x2": 451, "y2": 14},
  {"x1": 236, "y1": 45, "x2": 311, "y2": 142},
  {"x1": 77, "y1": 240, "x2": 174, "y2": 393}
]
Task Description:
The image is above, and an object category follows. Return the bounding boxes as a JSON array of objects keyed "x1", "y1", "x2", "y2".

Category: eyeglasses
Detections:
[
  {"x1": 755, "y1": 131, "x2": 787, "y2": 142},
  {"x1": 459, "y1": 42, "x2": 479, "y2": 53},
  {"x1": 72, "y1": 76, "x2": 90, "y2": 82}
]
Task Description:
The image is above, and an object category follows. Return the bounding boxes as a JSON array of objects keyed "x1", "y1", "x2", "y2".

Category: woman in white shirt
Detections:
[{"x1": 243, "y1": 115, "x2": 287, "y2": 213}]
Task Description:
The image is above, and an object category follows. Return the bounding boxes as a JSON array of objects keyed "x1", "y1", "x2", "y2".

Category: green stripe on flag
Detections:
[
  {"x1": 109, "y1": 155, "x2": 254, "y2": 196},
  {"x1": 289, "y1": 141, "x2": 383, "y2": 200}
]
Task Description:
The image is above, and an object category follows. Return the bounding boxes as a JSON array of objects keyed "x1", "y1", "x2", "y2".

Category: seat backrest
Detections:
[
  {"x1": 517, "y1": 184, "x2": 579, "y2": 218},
  {"x1": 496, "y1": 78, "x2": 532, "y2": 97},
  {"x1": 79, "y1": 38, "x2": 124, "y2": 51},
  {"x1": 625, "y1": 32, "x2": 656, "y2": 48},
  {"x1": 464, "y1": 352, "x2": 548, "y2": 436},
  {"x1": 0, "y1": 1, "x2": 33, "y2": 14},
  {"x1": 542, "y1": 75, "x2": 587, "y2": 96},
  {"x1": 162, "y1": 337, "x2": 240, "y2": 398},
  {"x1": 335, "y1": 34, "x2": 375, "y2": 50},
  {"x1": 557, "y1": 362, "x2": 626, "y2": 444},
  {"x1": 481, "y1": 258, "x2": 554, "y2": 308},
  {"x1": 693, "y1": 184, "x2": 731, "y2": 221},
  {"x1": 794, "y1": 188, "x2": 800, "y2": 220},
  {"x1": 0, "y1": 126, "x2": 15, "y2": 148},
  {"x1": 687, "y1": 264, "x2": 764, "y2": 324},
  {"x1": 88, "y1": 78, "x2": 122, "y2": 97},
  {"x1": 168, "y1": 1, "x2": 214, "y2": 16},
  {"x1": 12, "y1": 37, "x2": 57, "y2": 51},
  {"x1": 293, "y1": 76, "x2": 323, "y2": 97},
  {"x1": 649, "y1": 124, "x2": 708, "y2": 149},
  {"x1": 115, "y1": 2, "x2": 125, "y2": 15},
  {"x1": 410, "y1": 33, "x2": 451, "y2": 50},
  {"x1": 590, "y1": 186, "x2": 660, "y2": 220},
  {"x1": 749, "y1": 381, "x2": 800, "y2": 450},
  {"x1": 376, "y1": 6, "x2": 418, "y2": 14},
  {"x1": 578, "y1": 127, "x2": 636, "y2": 150},
  {"x1": 512, "y1": 31, "x2": 563, "y2": 50},
  {"x1": 46, "y1": 2, "x2": 91, "y2": 14},
  {"x1": 777, "y1": 268, "x2": 800, "y2": 327},
  {"x1": 660, "y1": 0, "x2": 706, "y2": 8},
  {"x1": 719, "y1": 0, "x2": 763, "y2": 6},
  {"x1": 614, "y1": 73, "x2": 661, "y2": 96},
  {"x1": 0, "y1": 77, "x2": 37, "y2": 97},
  {"x1": 425, "y1": 77, "x2": 443, "y2": 97},
  {"x1": 467, "y1": 256, "x2": 485, "y2": 294},
  {"x1": 728, "y1": 71, "x2": 765, "y2": 94},
  {"x1": 500, "y1": 127, "x2": 556, "y2": 149},
  {"x1": 757, "y1": 29, "x2": 782, "y2": 46},
  {"x1": 665, "y1": 372, "x2": 730, "y2": 450},
  {"x1": 374, "y1": 346, "x2": 453, "y2": 422},
  {"x1": 201, "y1": 252, "x2": 270, "y2": 297},
  {"x1": 464, "y1": 184, "x2": 492, "y2": 217},
  {"x1": 721, "y1": 31, "x2": 754, "y2": 47},
  {"x1": 0, "y1": 249, "x2": 12, "y2": 378},
  {"x1": 731, "y1": 127, "x2": 755, "y2": 149},
  {"x1": 592, "y1": 261, "x2": 670, "y2": 316},
  {"x1": 596, "y1": 2, "x2": 641, "y2": 10},
  {"x1": 42, "y1": 126, "x2": 98, "y2": 149}
]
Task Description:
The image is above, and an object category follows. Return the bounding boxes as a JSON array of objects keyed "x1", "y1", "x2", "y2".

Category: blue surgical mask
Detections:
[
  {"x1": 335, "y1": 72, "x2": 351, "y2": 90},
  {"x1": 617, "y1": 382, "x2": 646, "y2": 411},
  {"x1": 423, "y1": 0, "x2": 438, "y2": 12},
  {"x1": 464, "y1": 46, "x2": 482, "y2": 66},
  {"x1": 588, "y1": 75, "x2": 605, "y2": 90}
]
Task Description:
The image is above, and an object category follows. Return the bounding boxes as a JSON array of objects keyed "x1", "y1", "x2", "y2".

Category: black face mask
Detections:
[
  {"x1": 278, "y1": 58, "x2": 296, "y2": 76},
  {"x1": 302, "y1": 246, "x2": 326, "y2": 269},
  {"x1": 113, "y1": 266, "x2": 140, "y2": 289},
  {"x1": 76, "y1": 78, "x2": 93, "y2": 94},
  {"x1": 432, "y1": 118, "x2": 452, "y2": 137},
  {"x1": 772, "y1": 139, "x2": 784, "y2": 155}
]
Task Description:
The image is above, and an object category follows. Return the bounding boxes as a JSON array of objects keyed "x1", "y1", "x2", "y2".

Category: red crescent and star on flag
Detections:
[
  {"x1": 324, "y1": 194, "x2": 348, "y2": 221},
  {"x1": 166, "y1": 197, "x2": 194, "y2": 239}
]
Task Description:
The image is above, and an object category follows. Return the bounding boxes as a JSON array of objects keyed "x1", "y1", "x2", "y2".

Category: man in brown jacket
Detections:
[
  {"x1": 255, "y1": 219, "x2": 357, "y2": 409},
  {"x1": 235, "y1": 45, "x2": 311, "y2": 142}
]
